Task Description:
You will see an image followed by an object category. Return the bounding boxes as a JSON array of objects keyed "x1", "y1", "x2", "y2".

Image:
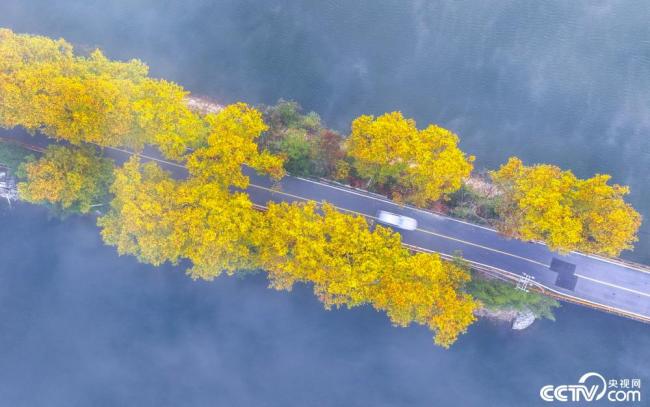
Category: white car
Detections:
[{"x1": 376, "y1": 210, "x2": 418, "y2": 231}]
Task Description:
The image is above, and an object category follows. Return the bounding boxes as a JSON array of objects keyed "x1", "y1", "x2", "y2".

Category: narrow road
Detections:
[
  {"x1": 3, "y1": 130, "x2": 650, "y2": 323},
  {"x1": 239, "y1": 166, "x2": 650, "y2": 322}
]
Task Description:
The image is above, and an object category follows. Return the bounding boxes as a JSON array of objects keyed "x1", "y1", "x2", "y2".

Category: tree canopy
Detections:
[
  {"x1": 253, "y1": 201, "x2": 477, "y2": 347},
  {"x1": 491, "y1": 157, "x2": 642, "y2": 256},
  {"x1": 0, "y1": 28, "x2": 206, "y2": 160},
  {"x1": 346, "y1": 111, "x2": 474, "y2": 205},
  {"x1": 98, "y1": 156, "x2": 262, "y2": 278},
  {"x1": 17, "y1": 145, "x2": 113, "y2": 214},
  {"x1": 260, "y1": 100, "x2": 345, "y2": 178},
  {"x1": 99, "y1": 101, "x2": 283, "y2": 277},
  {"x1": 16, "y1": 28, "x2": 649, "y2": 347},
  {"x1": 186, "y1": 102, "x2": 285, "y2": 187}
]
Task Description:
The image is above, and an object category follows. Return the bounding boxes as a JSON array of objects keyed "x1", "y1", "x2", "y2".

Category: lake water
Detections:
[{"x1": 1, "y1": 1, "x2": 649, "y2": 405}]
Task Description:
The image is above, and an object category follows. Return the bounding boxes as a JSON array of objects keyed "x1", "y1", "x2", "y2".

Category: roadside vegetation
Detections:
[
  {"x1": 467, "y1": 273, "x2": 560, "y2": 321},
  {"x1": 17, "y1": 145, "x2": 114, "y2": 214},
  {"x1": 0, "y1": 29, "x2": 477, "y2": 348},
  {"x1": 449, "y1": 255, "x2": 559, "y2": 321},
  {"x1": 491, "y1": 157, "x2": 641, "y2": 256},
  {"x1": 0, "y1": 141, "x2": 34, "y2": 172},
  {"x1": 0, "y1": 29, "x2": 643, "y2": 343},
  {"x1": 259, "y1": 100, "x2": 345, "y2": 178},
  {"x1": 446, "y1": 180, "x2": 500, "y2": 226},
  {"x1": 256, "y1": 98, "x2": 641, "y2": 258}
]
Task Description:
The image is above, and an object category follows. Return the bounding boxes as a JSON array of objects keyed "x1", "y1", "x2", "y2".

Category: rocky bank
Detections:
[{"x1": 475, "y1": 307, "x2": 537, "y2": 330}]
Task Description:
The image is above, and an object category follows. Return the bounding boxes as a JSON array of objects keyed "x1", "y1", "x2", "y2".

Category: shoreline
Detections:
[
  {"x1": 185, "y1": 95, "x2": 224, "y2": 115},
  {"x1": 475, "y1": 307, "x2": 537, "y2": 330},
  {"x1": 0, "y1": 132, "x2": 550, "y2": 330}
]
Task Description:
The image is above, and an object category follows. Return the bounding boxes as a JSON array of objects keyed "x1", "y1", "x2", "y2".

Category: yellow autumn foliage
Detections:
[
  {"x1": 17, "y1": 145, "x2": 113, "y2": 213},
  {"x1": 253, "y1": 201, "x2": 477, "y2": 347},
  {"x1": 0, "y1": 29, "x2": 205, "y2": 160},
  {"x1": 98, "y1": 157, "x2": 185, "y2": 266},
  {"x1": 98, "y1": 156, "x2": 262, "y2": 276},
  {"x1": 186, "y1": 102, "x2": 285, "y2": 188},
  {"x1": 5, "y1": 29, "x2": 480, "y2": 348},
  {"x1": 347, "y1": 111, "x2": 474, "y2": 206},
  {"x1": 491, "y1": 157, "x2": 642, "y2": 256}
]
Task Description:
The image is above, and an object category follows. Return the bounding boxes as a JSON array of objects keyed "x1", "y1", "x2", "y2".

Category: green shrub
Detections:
[
  {"x1": 467, "y1": 274, "x2": 560, "y2": 320},
  {"x1": 279, "y1": 129, "x2": 316, "y2": 176},
  {"x1": 447, "y1": 183, "x2": 500, "y2": 225},
  {"x1": 0, "y1": 142, "x2": 35, "y2": 172}
]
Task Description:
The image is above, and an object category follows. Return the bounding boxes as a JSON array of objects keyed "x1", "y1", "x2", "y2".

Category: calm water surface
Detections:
[{"x1": 1, "y1": 1, "x2": 649, "y2": 405}]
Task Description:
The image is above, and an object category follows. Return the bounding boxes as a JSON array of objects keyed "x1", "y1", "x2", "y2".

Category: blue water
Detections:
[
  {"x1": 1, "y1": 204, "x2": 648, "y2": 406},
  {"x1": 1, "y1": 1, "x2": 649, "y2": 405},
  {"x1": 5, "y1": 0, "x2": 648, "y2": 262}
]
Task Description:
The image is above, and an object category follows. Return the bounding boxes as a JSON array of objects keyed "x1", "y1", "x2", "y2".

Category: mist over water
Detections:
[
  {"x1": 0, "y1": 0, "x2": 650, "y2": 263},
  {"x1": 1, "y1": 204, "x2": 648, "y2": 406},
  {"x1": 1, "y1": 1, "x2": 649, "y2": 405},
  {"x1": 4, "y1": 0, "x2": 647, "y2": 262}
]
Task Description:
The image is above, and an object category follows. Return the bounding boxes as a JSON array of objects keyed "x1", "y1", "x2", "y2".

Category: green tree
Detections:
[
  {"x1": 259, "y1": 100, "x2": 344, "y2": 178},
  {"x1": 279, "y1": 129, "x2": 315, "y2": 176},
  {"x1": 0, "y1": 141, "x2": 35, "y2": 172}
]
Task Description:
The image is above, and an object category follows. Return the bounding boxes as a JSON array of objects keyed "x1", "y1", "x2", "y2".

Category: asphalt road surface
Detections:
[
  {"x1": 240, "y1": 166, "x2": 650, "y2": 322},
  {"x1": 3, "y1": 130, "x2": 649, "y2": 322}
]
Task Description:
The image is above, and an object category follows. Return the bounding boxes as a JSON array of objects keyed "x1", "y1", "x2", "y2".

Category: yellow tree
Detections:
[
  {"x1": 33, "y1": 70, "x2": 138, "y2": 147},
  {"x1": 0, "y1": 28, "x2": 72, "y2": 129},
  {"x1": 0, "y1": 29, "x2": 207, "y2": 159},
  {"x1": 372, "y1": 252, "x2": 477, "y2": 347},
  {"x1": 98, "y1": 157, "x2": 185, "y2": 266},
  {"x1": 186, "y1": 102, "x2": 285, "y2": 188},
  {"x1": 253, "y1": 201, "x2": 477, "y2": 347},
  {"x1": 571, "y1": 174, "x2": 642, "y2": 256},
  {"x1": 0, "y1": 28, "x2": 72, "y2": 72},
  {"x1": 98, "y1": 156, "x2": 262, "y2": 276},
  {"x1": 132, "y1": 78, "x2": 208, "y2": 160},
  {"x1": 17, "y1": 145, "x2": 114, "y2": 213},
  {"x1": 346, "y1": 112, "x2": 474, "y2": 206},
  {"x1": 491, "y1": 157, "x2": 641, "y2": 256},
  {"x1": 176, "y1": 179, "x2": 262, "y2": 280},
  {"x1": 100, "y1": 103, "x2": 285, "y2": 275},
  {"x1": 0, "y1": 31, "x2": 146, "y2": 146}
]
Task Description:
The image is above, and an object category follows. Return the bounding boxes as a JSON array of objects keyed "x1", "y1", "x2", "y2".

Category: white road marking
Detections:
[
  {"x1": 575, "y1": 273, "x2": 650, "y2": 298},
  {"x1": 572, "y1": 252, "x2": 650, "y2": 275},
  {"x1": 413, "y1": 228, "x2": 549, "y2": 267},
  {"x1": 15, "y1": 139, "x2": 650, "y2": 321},
  {"x1": 105, "y1": 145, "x2": 650, "y2": 305},
  {"x1": 403, "y1": 244, "x2": 650, "y2": 322},
  {"x1": 294, "y1": 175, "x2": 500, "y2": 232},
  {"x1": 107, "y1": 146, "x2": 187, "y2": 169}
]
